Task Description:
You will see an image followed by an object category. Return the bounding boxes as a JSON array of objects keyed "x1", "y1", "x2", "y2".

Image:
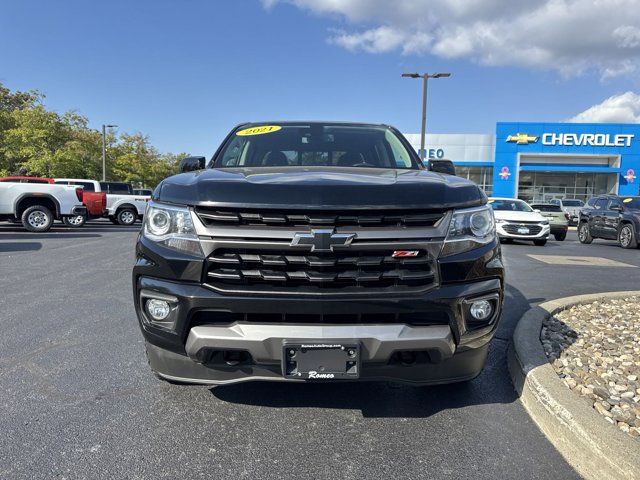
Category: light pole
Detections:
[
  {"x1": 102, "y1": 124, "x2": 117, "y2": 182},
  {"x1": 401, "y1": 72, "x2": 451, "y2": 161}
]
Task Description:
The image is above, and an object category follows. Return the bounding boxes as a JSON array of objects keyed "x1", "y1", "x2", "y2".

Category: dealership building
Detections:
[{"x1": 405, "y1": 122, "x2": 640, "y2": 202}]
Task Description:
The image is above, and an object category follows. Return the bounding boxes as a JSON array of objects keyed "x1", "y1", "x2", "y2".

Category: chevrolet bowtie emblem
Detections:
[
  {"x1": 291, "y1": 229, "x2": 356, "y2": 252},
  {"x1": 506, "y1": 133, "x2": 539, "y2": 145}
]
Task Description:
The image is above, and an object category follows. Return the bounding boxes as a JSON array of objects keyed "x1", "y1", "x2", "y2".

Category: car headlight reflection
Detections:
[
  {"x1": 142, "y1": 201, "x2": 202, "y2": 256},
  {"x1": 442, "y1": 205, "x2": 496, "y2": 257}
]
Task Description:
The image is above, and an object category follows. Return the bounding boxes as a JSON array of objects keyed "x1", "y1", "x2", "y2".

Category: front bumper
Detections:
[
  {"x1": 134, "y1": 272, "x2": 503, "y2": 385},
  {"x1": 496, "y1": 222, "x2": 549, "y2": 240}
]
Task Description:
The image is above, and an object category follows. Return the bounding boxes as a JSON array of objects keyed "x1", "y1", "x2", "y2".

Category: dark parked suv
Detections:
[
  {"x1": 578, "y1": 195, "x2": 640, "y2": 248},
  {"x1": 132, "y1": 122, "x2": 504, "y2": 385}
]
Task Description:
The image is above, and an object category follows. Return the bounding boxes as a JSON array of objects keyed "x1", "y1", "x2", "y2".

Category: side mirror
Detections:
[
  {"x1": 534, "y1": 209, "x2": 541, "y2": 213},
  {"x1": 427, "y1": 159, "x2": 456, "y2": 176},
  {"x1": 179, "y1": 156, "x2": 206, "y2": 173}
]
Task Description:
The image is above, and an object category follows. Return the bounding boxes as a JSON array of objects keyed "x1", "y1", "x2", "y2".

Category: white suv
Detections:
[
  {"x1": 549, "y1": 198, "x2": 584, "y2": 225},
  {"x1": 489, "y1": 197, "x2": 550, "y2": 246}
]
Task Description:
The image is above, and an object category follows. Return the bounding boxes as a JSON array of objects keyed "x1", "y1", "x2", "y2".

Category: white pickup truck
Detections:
[
  {"x1": 99, "y1": 182, "x2": 150, "y2": 225},
  {"x1": 0, "y1": 182, "x2": 87, "y2": 232}
]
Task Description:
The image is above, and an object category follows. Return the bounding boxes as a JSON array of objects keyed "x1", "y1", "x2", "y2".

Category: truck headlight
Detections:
[
  {"x1": 142, "y1": 201, "x2": 202, "y2": 256},
  {"x1": 442, "y1": 205, "x2": 495, "y2": 256}
]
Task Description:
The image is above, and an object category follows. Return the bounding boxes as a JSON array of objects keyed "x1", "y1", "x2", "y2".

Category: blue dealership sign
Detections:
[{"x1": 493, "y1": 122, "x2": 640, "y2": 198}]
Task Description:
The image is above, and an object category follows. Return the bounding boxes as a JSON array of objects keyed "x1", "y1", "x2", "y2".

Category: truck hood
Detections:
[{"x1": 156, "y1": 167, "x2": 485, "y2": 210}]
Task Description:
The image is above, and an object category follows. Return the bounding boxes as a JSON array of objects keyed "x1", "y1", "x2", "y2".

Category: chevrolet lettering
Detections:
[{"x1": 542, "y1": 133, "x2": 634, "y2": 147}]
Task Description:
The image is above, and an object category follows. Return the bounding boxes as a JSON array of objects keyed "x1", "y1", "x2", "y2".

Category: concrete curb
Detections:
[{"x1": 508, "y1": 291, "x2": 640, "y2": 480}]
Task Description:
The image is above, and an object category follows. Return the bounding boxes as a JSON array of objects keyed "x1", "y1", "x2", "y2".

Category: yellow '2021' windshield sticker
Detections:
[
  {"x1": 236, "y1": 125, "x2": 282, "y2": 136},
  {"x1": 623, "y1": 198, "x2": 633, "y2": 203}
]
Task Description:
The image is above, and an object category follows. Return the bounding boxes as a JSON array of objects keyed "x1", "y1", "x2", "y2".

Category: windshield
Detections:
[
  {"x1": 214, "y1": 124, "x2": 417, "y2": 169},
  {"x1": 622, "y1": 197, "x2": 640, "y2": 210},
  {"x1": 562, "y1": 199, "x2": 583, "y2": 206},
  {"x1": 489, "y1": 199, "x2": 533, "y2": 212}
]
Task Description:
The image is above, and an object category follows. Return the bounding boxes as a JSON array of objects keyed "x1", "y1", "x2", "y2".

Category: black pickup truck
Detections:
[
  {"x1": 132, "y1": 122, "x2": 504, "y2": 385},
  {"x1": 578, "y1": 194, "x2": 640, "y2": 248}
]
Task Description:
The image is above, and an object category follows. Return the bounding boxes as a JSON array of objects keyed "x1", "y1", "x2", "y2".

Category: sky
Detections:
[{"x1": 1, "y1": 0, "x2": 640, "y2": 155}]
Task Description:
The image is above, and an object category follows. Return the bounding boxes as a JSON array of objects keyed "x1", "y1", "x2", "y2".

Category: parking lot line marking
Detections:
[{"x1": 527, "y1": 254, "x2": 637, "y2": 267}]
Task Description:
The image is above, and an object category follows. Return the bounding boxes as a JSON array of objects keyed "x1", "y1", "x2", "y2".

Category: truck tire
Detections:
[
  {"x1": 117, "y1": 208, "x2": 137, "y2": 226},
  {"x1": 62, "y1": 214, "x2": 86, "y2": 228},
  {"x1": 618, "y1": 224, "x2": 638, "y2": 249},
  {"x1": 21, "y1": 205, "x2": 54, "y2": 232},
  {"x1": 578, "y1": 222, "x2": 593, "y2": 244},
  {"x1": 553, "y1": 231, "x2": 567, "y2": 241},
  {"x1": 533, "y1": 239, "x2": 547, "y2": 246}
]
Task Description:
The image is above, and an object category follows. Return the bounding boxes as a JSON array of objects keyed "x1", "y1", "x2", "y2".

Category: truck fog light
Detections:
[
  {"x1": 146, "y1": 299, "x2": 171, "y2": 321},
  {"x1": 469, "y1": 300, "x2": 492, "y2": 321}
]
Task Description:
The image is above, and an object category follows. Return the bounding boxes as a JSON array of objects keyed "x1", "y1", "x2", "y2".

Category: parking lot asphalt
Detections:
[{"x1": 2, "y1": 222, "x2": 640, "y2": 479}]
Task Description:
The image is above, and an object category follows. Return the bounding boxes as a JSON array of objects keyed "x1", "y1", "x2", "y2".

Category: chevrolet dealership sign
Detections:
[{"x1": 507, "y1": 132, "x2": 634, "y2": 147}]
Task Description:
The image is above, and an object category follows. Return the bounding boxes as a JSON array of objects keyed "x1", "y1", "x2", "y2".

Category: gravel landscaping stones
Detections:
[{"x1": 541, "y1": 297, "x2": 640, "y2": 440}]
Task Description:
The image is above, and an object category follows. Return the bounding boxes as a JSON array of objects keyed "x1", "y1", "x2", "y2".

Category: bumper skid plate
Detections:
[{"x1": 185, "y1": 323, "x2": 455, "y2": 366}]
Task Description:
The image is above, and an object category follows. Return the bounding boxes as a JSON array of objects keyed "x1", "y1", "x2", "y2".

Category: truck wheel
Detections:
[
  {"x1": 553, "y1": 231, "x2": 567, "y2": 241},
  {"x1": 533, "y1": 239, "x2": 547, "y2": 246},
  {"x1": 117, "y1": 208, "x2": 137, "y2": 226},
  {"x1": 578, "y1": 222, "x2": 593, "y2": 244},
  {"x1": 63, "y1": 214, "x2": 86, "y2": 228},
  {"x1": 21, "y1": 205, "x2": 54, "y2": 232},
  {"x1": 618, "y1": 224, "x2": 638, "y2": 249}
]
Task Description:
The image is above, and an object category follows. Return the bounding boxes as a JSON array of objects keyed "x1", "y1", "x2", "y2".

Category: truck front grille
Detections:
[
  {"x1": 195, "y1": 207, "x2": 444, "y2": 228},
  {"x1": 204, "y1": 248, "x2": 437, "y2": 294}
]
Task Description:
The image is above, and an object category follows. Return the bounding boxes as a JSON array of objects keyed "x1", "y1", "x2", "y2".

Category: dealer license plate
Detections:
[
  {"x1": 282, "y1": 343, "x2": 360, "y2": 380},
  {"x1": 517, "y1": 227, "x2": 530, "y2": 234}
]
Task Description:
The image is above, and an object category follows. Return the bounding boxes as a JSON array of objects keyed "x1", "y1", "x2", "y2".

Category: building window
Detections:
[
  {"x1": 456, "y1": 166, "x2": 493, "y2": 196},
  {"x1": 518, "y1": 172, "x2": 618, "y2": 203}
]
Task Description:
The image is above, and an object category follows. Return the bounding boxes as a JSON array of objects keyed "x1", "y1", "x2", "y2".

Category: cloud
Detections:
[
  {"x1": 263, "y1": 0, "x2": 640, "y2": 79},
  {"x1": 569, "y1": 92, "x2": 640, "y2": 123},
  {"x1": 329, "y1": 26, "x2": 431, "y2": 55}
]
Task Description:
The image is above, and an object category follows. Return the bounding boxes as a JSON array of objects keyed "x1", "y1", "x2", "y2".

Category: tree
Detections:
[{"x1": 0, "y1": 82, "x2": 183, "y2": 186}]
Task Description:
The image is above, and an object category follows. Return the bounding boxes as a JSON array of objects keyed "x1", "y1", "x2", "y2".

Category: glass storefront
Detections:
[
  {"x1": 518, "y1": 172, "x2": 618, "y2": 203},
  {"x1": 457, "y1": 166, "x2": 493, "y2": 196}
]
